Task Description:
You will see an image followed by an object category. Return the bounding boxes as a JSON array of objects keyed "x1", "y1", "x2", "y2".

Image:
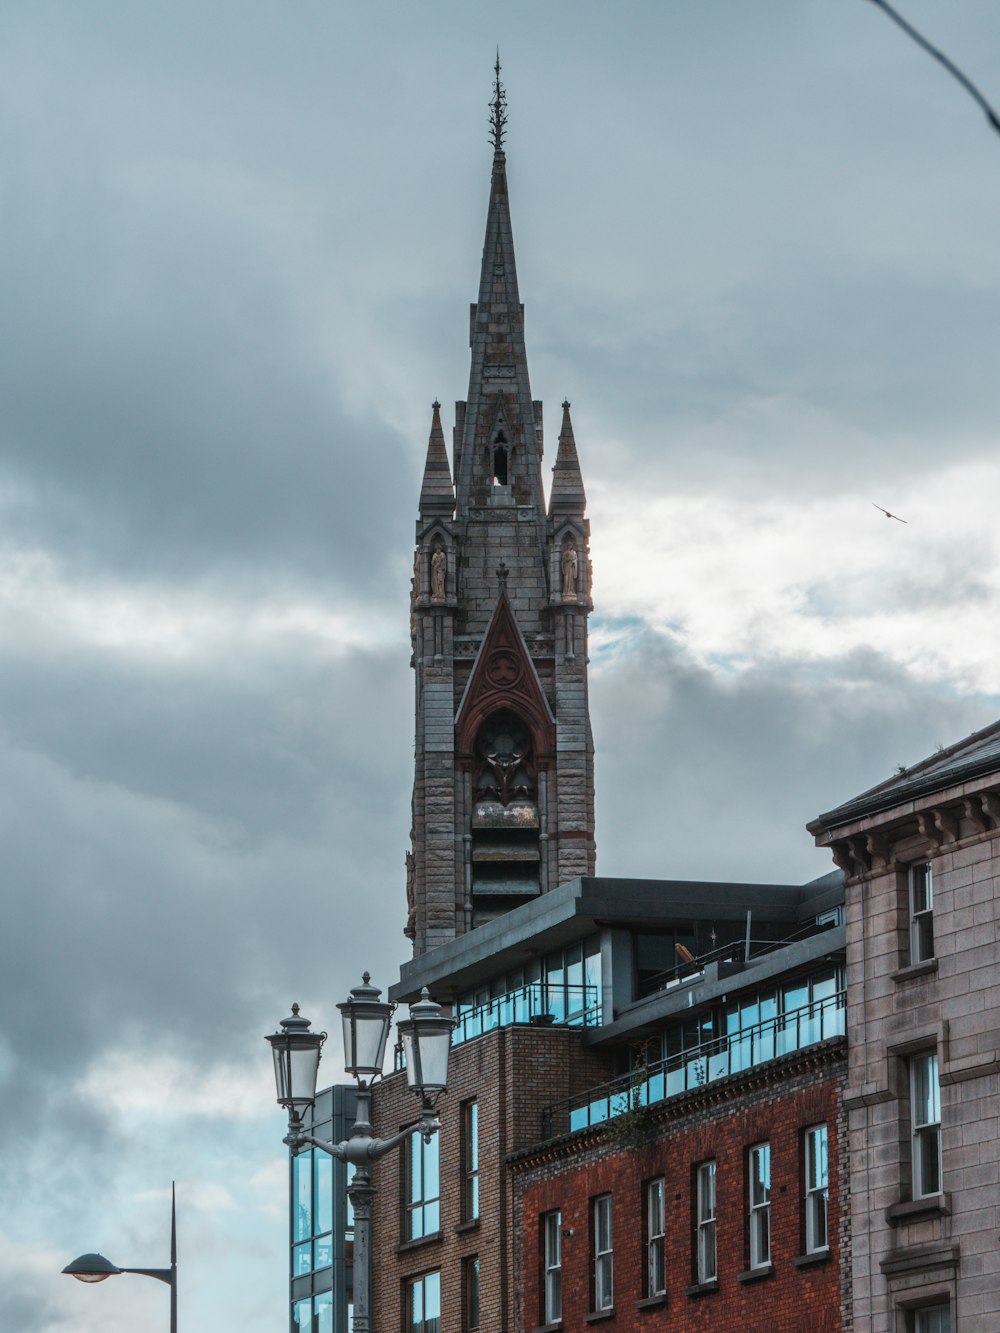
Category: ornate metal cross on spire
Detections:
[{"x1": 489, "y1": 50, "x2": 508, "y2": 152}]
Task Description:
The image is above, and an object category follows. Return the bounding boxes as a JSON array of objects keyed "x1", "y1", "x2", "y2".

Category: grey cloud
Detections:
[
  {"x1": 0, "y1": 209, "x2": 413, "y2": 586},
  {"x1": 0, "y1": 1291, "x2": 67, "y2": 1333},
  {"x1": 0, "y1": 631, "x2": 411, "y2": 838},
  {"x1": 3, "y1": 3, "x2": 1000, "y2": 1329},
  {"x1": 592, "y1": 629, "x2": 998, "y2": 886},
  {"x1": 531, "y1": 269, "x2": 1000, "y2": 503},
  {"x1": 0, "y1": 643, "x2": 413, "y2": 1162}
]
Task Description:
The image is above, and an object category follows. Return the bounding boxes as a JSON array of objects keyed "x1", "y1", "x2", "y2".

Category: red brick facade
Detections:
[
  {"x1": 513, "y1": 1046, "x2": 848, "y2": 1333},
  {"x1": 370, "y1": 1025, "x2": 615, "y2": 1332}
]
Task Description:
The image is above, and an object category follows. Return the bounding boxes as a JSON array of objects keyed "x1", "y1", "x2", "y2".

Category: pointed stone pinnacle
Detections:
[
  {"x1": 419, "y1": 400, "x2": 455, "y2": 518},
  {"x1": 549, "y1": 400, "x2": 586, "y2": 517}
]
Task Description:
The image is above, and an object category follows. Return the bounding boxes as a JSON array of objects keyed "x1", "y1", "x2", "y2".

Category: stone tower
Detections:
[{"x1": 406, "y1": 66, "x2": 596, "y2": 955}]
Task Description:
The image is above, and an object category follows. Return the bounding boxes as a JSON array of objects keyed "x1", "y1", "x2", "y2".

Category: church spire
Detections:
[
  {"x1": 548, "y1": 400, "x2": 586, "y2": 518},
  {"x1": 455, "y1": 60, "x2": 545, "y2": 517},
  {"x1": 489, "y1": 50, "x2": 507, "y2": 153},
  {"x1": 418, "y1": 400, "x2": 455, "y2": 518},
  {"x1": 407, "y1": 68, "x2": 595, "y2": 955}
]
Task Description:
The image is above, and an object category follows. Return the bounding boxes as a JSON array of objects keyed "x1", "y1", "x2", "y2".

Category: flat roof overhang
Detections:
[{"x1": 389, "y1": 873, "x2": 842, "y2": 1004}]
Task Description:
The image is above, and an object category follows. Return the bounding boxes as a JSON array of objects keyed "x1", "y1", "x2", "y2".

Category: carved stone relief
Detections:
[
  {"x1": 561, "y1": 541, "x2": 578, "y2": 603},
  {"x1": 430, "y1": 546, "x2": 447, "y2": 603}
]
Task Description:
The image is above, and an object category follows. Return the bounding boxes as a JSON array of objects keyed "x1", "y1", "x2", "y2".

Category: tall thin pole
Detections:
[
  {"x1": 347, "y1": 1166, "x2": 374, "y2": 1333},
  {"x1": 169, "y1": 1182, "x2": 177, "y2": 1333},
  {"x1": 347, "y1": 1088, "x2": 374, "y2": 1333}
]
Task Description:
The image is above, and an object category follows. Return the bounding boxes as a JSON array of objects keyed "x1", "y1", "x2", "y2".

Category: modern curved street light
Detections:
[
  {"x1": 266, "y1": 975, "x2": 454, "y2": 1333},
  {"x1": 62, "y1": 1183, "x2": 177, "y2": 1333}
]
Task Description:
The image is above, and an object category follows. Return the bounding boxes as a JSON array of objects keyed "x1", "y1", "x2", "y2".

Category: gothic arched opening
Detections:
[
  {"x1": 492, "y1": 446, "x2": 508, "y2": 486},
  {"x1": 490, "y1": 429, "x2": 509, "y2": 487},
  {"x1": 470, "y1": 708, "x2": 541, "y2": 923}
]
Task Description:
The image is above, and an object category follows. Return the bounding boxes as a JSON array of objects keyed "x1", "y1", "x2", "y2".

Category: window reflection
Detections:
[
  {"x1": 553, "y1": 967, "x2": 845, "y2": 1136},
  {"x1": 294, "y1": 1150, "x2": 313, "y2": 1243},
  {"x1": 289, "y1": 1094, "x2": 355, "y2": 1332},
  {"x1": 406, "y1": 1271, "x2": 441, "y2": 1333},
  {"x1": 455, "y1": 936, "x2": 602, "y2": 1042},
  {"x1": 315, "y1": 1151, "x2": 333, "y2": 1235},
  {"x1": 406, "y1": 1132, "x2": 441, "y2": 1240},
  {"x1": 315, "y1": 1291, "x2": 333, "y2": 1333}
]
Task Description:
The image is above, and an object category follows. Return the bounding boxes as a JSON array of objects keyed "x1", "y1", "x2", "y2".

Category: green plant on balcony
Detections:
[{"x1": 604, "y1": 1055, "x2": 652, "y2": 1152}]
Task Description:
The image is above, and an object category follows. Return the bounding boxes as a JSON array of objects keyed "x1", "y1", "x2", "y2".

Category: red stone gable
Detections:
[{"x1": 455, "y1": 590, "x2": 555, "y2": 763}]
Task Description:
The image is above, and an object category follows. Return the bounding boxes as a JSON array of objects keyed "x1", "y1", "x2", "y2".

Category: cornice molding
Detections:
[
  {"x1": 507, "y1": 1037, "x2": 846, "y2": 1172},
  {"x1": 826, "y1": 782, "x2": 1000, "y2": 884}
]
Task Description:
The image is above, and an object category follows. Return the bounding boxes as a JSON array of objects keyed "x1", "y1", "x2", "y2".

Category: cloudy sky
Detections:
[{"x1": 2, "y1": 2, "x2": 999, "y2": 1328}]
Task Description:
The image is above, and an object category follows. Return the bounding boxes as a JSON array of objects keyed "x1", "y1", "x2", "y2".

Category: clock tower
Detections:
[{"x1": 407, "y1": 65, "x2": 595, "y2": 954}]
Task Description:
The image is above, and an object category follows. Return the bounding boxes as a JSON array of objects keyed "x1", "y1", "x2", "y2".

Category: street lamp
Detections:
[
  {"x1": 266, "y1": 975, "x2": 454, "y2": 1333},
  {"x1": 62, "y1": 1183, "x2": 177, "y2": 1333}
]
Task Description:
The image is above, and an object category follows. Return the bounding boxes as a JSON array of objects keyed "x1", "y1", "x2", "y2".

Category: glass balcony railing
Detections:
[
  {"x1": 541, "y1": 990, "x2": 845, "y2": 1140},
  {"x1": 454, "y1": 982, "x2": 601, "y2": 1045},
  {"x1": 394, "y1": 983, "x2": 602, "y2": 1070}
]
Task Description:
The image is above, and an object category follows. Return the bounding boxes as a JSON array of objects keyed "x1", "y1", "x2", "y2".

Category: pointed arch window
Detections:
[
  {"x1": 492, "y1": 445, "x2": 508, "y2": 486},
  {"x1": 490, "y1": 428, "x2": 510, "y2": 487}
]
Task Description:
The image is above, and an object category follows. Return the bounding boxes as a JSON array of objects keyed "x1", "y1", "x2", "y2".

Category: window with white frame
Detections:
[
  {"x1": 462, "y1": 1100, "x2": 479, "y2": 1222},
  {"x1": 646, "y1": 1178, "x2": 666, "y2": 1297},
  {"x1": 748, "y1": 1143, "x2": 771, "y2": 1269},
  {"x1": 909, "y1": 862, "x2": 934, "y2": 964},
  {"x1": 804, "y1": 1124, "x2": 829, "y2": 1253},
  {"x1": 910, "y1": 1051, "x2": 942, "y2": 1197},
  {"x1": 696, "y1": 1161, "x2": 717, "y2": 1284},
  {"x1": 543, "y1": 1210, "x2": 562, "y2": 1324},
  {"x1": 592, "y1": 1194, "x2": 614, "y2": 1311},
  {"x1": 912, "y1": 1304, "x2": 951, "y2": 1333},
  {"x1": 405, "y1": 1130, "x2": 440, "y2": 1240}
]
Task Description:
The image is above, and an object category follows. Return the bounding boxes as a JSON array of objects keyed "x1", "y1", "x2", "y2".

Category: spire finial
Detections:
[{"x1": 489, "y1": 50, "x2": 507, "y2": 152}]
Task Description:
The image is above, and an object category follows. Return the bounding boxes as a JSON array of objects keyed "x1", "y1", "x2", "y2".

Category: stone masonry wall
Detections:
[{"x1": 836, "y1": 801, "x2": 1000, "y2": 1333}]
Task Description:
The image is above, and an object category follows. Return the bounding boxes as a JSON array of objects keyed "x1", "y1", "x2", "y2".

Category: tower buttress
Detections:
[{"x1": 408, "y1": 66, "x2": 595, "y2": 955}]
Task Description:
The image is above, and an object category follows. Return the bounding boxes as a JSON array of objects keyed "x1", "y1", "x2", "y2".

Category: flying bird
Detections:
[{"x1": 873, "y1": 503, "x2": 908, "y2": 524}]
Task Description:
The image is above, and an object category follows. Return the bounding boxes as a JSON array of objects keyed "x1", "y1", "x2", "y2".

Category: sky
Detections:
[{"x1": 2, "y1": 2, "x2": 999, "y2": 1329}]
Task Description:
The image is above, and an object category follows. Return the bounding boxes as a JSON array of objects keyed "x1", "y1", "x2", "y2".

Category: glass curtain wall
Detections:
[
  {"x1": 455, "y1": 936, "x2": 602, "y2": 1041},
  {"x1": 289, "y1": 1087, "x2": 355, "y2": 1333}
]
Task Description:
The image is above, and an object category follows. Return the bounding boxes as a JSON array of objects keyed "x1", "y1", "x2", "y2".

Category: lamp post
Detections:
[
  {"x1": 266, "y1": 975, "x2": 454, "y2": 1333},
  {"x1": 62, "y1": 1182, "x2": 177, "y2": 1333}
]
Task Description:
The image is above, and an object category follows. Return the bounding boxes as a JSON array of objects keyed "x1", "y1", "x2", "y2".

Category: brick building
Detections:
[
  {"x1": 375, "y1": 875, "x2": 849, "y2": 1332},
  {"x1": 512, "y1": 1052, "x2": 846, "y2": 1333},
  {"x1": 286, "y1": 69, "x2": 1000, "y2": 1333}
]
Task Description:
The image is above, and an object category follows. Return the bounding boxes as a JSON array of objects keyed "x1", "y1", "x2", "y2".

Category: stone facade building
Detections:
[
  {"x1": 810, "y1": 722, "x2": 1000, "y2": 1333},
  {"x1": 407, "y1": 73, "x2": 594, "y2": 956}
]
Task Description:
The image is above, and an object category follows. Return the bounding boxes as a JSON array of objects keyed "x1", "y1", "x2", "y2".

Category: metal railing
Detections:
[
  {"x1": 541, "y1": 990, "x2": 845, "y2": 1140},
  {"x1": 637, "y1": 940, "x2": 738, "y2": 996},
  {"x1": 394, "y1": 983, "x2": 601, "y2": 1070},
  {"x1": 454, "y1": 982, "x2": 601, "y2": 1045},
  {"x1": 638, "y1": 918, "x2": 843, "y2": 998}
]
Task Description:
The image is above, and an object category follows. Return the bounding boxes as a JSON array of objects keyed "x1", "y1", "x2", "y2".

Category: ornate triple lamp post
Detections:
[{"x1": 266, "y1": 975, "x2": 454, "y2": 1333}]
